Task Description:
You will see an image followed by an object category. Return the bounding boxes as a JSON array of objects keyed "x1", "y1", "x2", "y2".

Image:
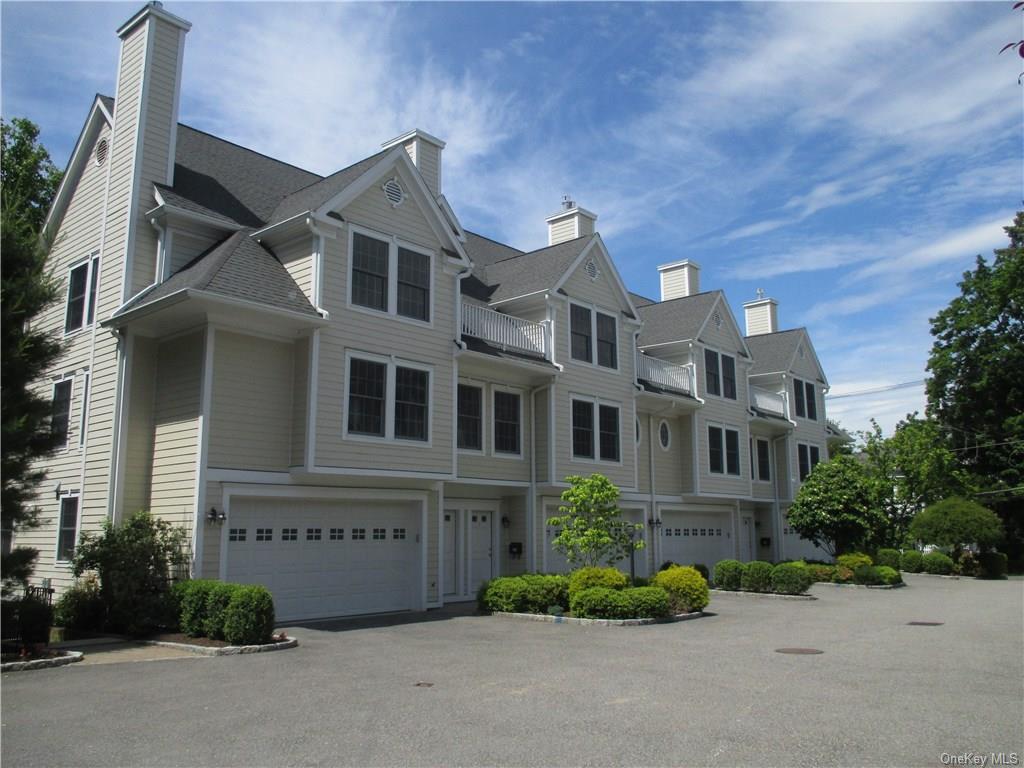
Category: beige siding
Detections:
[
  {"x1": 201, "y1": 479, "x2": 223, "y2": 578},
  {"x1": 208, "y1": 331, "x2": 293, "y2": 471},
  {"x1": 277, "y1": 233, "x2": 315, "y2": 304},
  {"x1": 314, "y1": 170, "x2": 454, "y2": 474},
  {"x1": 291, "y1": 337, "x2": 309, "y2": 467},
  {"x1": 534, "y1": 389, "x2": 549, "y2": 484},
  {"x1": 499, "y1": 495, "x2": 528, "y2": 576},
  {"x1": 548, "y1": 217, "x2": 576, "y2": 245},
  {"x1": 744, "y1": 304, "x2": 777, "y2": 336},
  {"x1": 149, "y1": 332, "x2": 202, "y2": 531},
  {"x1": 427, "y1": 489, "x2": 439, "y2": 604},
  {"x1": 122, "y1": 337, "x2": 158, "y2": 516},
  {"x1": 168, "y1": 228, "x2": 219, "y2": 275},
  {"x1": 417, "y1": 142, "x2": 440, "y2": 197},
  {"x1": 749, "y1": 432, "x2": 776, "y2": 501}
]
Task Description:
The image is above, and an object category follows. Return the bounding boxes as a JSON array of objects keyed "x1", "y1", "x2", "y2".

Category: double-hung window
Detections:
[
  {"x1": 350, "y1": 229, "x2": 432, "y2": 322},
  {"x1": 457, "y1": 384, "x2": 483, "y2": 451},
  {"x1": 793, "y1": 379, "x2": 817, "y2": 420},
  {"x1": 570, "y1": 303, "x2": 617, "y2": 369},
  {"x1": 57, "y1": 496, "x2": 78, "y2": 561},
  {"x1": 704, "y1": 349, "x2": 720, "y2": 396},
  {"x1": 755, "y1": 438, "x2": 771, "y2": 481},
  {"x1": 51, "y1": 379, "x2": 73, "y2": 448},
  {"x1": 346, "y1": 355, "x2": 430, "y2": 442},
  {"x1": 708, "y1": 424, "x2": 741, "y2": 475},
  {"x1": 721, "y1": 355, "x2": 737, "y2": 399},
  {"x1": 798, "y1": 443, "x2": 821, "y2": 481},
  {"x1": 64, "y1": 255, "x2": 100, "y2": 334},
  {"x1": 704, "y1": 348, "x2": 736, "y2": 400},
  {"x1": 571, "y1": 398, "x2": 620, "y2": 462},
  {"x1": 493, "y1": 390, "x2": 521, "y2": 456}
]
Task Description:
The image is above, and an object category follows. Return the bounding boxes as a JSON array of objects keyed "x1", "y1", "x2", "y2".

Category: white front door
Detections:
[
  {"x1": 469, "y1": 511, "x2": 492, "y2": 593},
  {"x1": 443, "y1": 510, "x2": 457, "y2": 597}
]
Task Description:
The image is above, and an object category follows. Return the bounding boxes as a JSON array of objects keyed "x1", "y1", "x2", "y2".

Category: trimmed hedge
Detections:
[
  {"x1": 853, "y1": 564, "x2": 883, "y2": 585},
  {"x1": 623, "y1": 586, "x2": 671, "y2": 618},
  {"x1": 875, "y1": 549, "x2": 901, "y2": 570},
  {"x1": 876, "y1": 566, "x2": 902, "y2": 585},
  {"x1": 568, "y1": 567, "x2": 628, "y2": 598},
  {"x1": 922, "y1": 551, "x2": 954, "y2": 575},
  {"x1": 53, "y1": 577, "x2": 105, "y2": 633},
  {"x1": 653, "y1": 566, "x2": 709, "y2": 612},
  {"x1": 520, "y1": 574, "x2": 569, "y2": 613},
  {"x1": 770, "y1": 562, "x2": 813, "y2": 594},
  {"x1": 481, "y1": 577, "x2": 529, "y2": 613},
  {"x1": 203, "y1": 583, "x2": 242, "y2": 640},
  {"x1": 832, "y1": 566, "x2": 855, "y2": 583},
  {"x1": 570, "y1": 587, "x2": 632, "y2": 620},
  {"x1": 713, "y1": 560, "x2": 744, "y2": 591},
  {"x1": 808, "y1": 564, "x2": 836, "y2": 583},
  {"x1": 177, "y1": 580, "x2": 220, "y2": 637},
  {"x1": 222, "y1": 586, "x2": 275, "y2": 645},
  {"x1": 740, "y1": 561, "x2": 774, "y2": 593},
  {"x1": 977, "y1": 552, "x2": 1008, "y2": 580},
  {"x1": 837, "y1": 552, "x2": 873, "y2": 571},
  {"x1": 900, "y1": 550, "x2": 924, "y2": 573}
]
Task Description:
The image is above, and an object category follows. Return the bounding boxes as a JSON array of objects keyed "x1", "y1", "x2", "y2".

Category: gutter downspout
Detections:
[
  {"x1": 771, "y1": 434, "x2": 787, "y2": 562},
  {"x1": 530, "y1": 381, "x2": 553, "y2": 574},
  {"x1": 647, "y1": 412, "x2": 657, "y2": 570}
]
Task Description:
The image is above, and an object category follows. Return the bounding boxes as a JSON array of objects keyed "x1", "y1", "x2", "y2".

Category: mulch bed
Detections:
[{"x1": 144, "y1": 632, "x2": 231, "y2": 648}]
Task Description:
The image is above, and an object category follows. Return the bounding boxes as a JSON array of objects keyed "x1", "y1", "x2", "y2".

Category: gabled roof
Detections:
[
  {"x1": 113, "y1": 230, "x2": 319, "y2": 320},
  {"x1": 464, "y1": 230, "x2": 523, "y2": 267},
  {"x1": 636, "y1": 290, "x2": 721, "y2": 347},
  {"x1": 482, "y1": 235, "x2": 594, "y2": 304},
  {"x1": 268, "y1": 148, "x2": 389, "y2": 223},
  {"x1": 745, "y1": 329, "x2": 805, "y2": 376},
  {"x1": 629, "y1": 291, "x2": 656, "y2": 308},
  {"x1": 153, "y1": 184, "x2": 242, "y2": 228}
]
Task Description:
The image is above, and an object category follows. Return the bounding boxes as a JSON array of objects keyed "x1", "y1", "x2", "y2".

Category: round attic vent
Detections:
[
  {"x1": 584, "y1": 259, "x2": 600, "y2": 281},
  {"x1": 382, "y1": 177, "x2": 404, "y2": 207},
  {"x1": 95, "y1": 138, "x2": 109, "y2": 167}
]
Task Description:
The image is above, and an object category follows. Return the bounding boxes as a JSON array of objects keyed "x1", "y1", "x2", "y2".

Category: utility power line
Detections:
[{"x1": 825, "y1": 380, "x2": 926, "y2": 400}]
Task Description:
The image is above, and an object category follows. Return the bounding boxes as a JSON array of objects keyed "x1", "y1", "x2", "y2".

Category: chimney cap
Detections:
[
  {"x1": 381, "y1": 128, "x2": 446, "y2": 151},
  {"x1": 117, "y1": 1, "x2": 191, "y2": 37},
  {"x1": 657, "y1": 259, "x2": 701, "y2": 272},
  {"x1": 545, "y1": 204, "x2": 597, "y2": 224},
  {"x1": 742, "y1": 295, "x2": 778, "y2": 308}
]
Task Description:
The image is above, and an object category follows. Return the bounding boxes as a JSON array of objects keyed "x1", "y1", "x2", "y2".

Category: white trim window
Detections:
[
  {"x1": 658, "y1": 419, "x2": 672, "y2": 451},
  {"x1": 793, "y1": 378, "x2": 818, "y2": 420},
  {"x1": 344, "y1": 352, "x2": 431, "y2": 444},
  {"x1": 457, "y1": 383, "x2": 484, "y2": 452},
  {"x1": 569, "y1": 301, "x2": 618, "y2": 369},
  {"x1": 571, "y1": 396, "x2": 621, "y2": 462},
  {"x1": 56, "y1": 495, "x2": 79, "y2": 562},
  {"x1": 708, "y1": 423, "x2": 741, "y2": 476},
  {"x1": 349, "y1": 226, "x2": 433, "y2": 324},
  {"x1": 797, "y1": 443, "x2": 821, "y2": 481},
  {"x1": 51, "y1": 378, "x2": 73, "y2": 449},
  {"x1": 64, "y1": 254, "x2": 100, "y2": 335},
  {"x1": 492, "y1": 388, "x2": 522, "y2": 457},
  {"x1": 703, "y1": 348, "x2": 737, "y2": 400},
  {"x1": 754, "y1": 437, "x2": 771, "y2": 482}
]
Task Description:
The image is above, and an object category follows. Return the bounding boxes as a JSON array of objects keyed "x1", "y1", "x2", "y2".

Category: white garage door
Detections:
[
  {"x1": 226, "y1": 498, "x2": 421, "y2": 622},
  {"x1": 660, "y1": 511, "x2": 734, "y2": 568}
]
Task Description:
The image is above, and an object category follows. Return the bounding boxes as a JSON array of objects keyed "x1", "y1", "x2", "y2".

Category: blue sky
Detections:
[{"x1": 3, "y1": 1, "x2": 1020, "y2": 436}]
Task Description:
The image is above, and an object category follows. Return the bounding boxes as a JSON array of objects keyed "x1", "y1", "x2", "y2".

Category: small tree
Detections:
[
  {"x1": 909, "y1": 497, "x2": 1005, "y2": 558},
  {"x1": 786, "y1": 456, "x2": 886, "y2": 557},
  {"x1": 547, "y1": 474, "x2": 643, "y2": 568},
  {"x1": 72, "y1": 511, "x2": 190, "y2": 635}
]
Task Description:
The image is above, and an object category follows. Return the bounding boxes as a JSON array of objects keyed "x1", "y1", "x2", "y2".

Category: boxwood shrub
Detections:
[
  {"x1": 977, "y1": 552, "x2": 1008, "y2": 580},
  {"x1": 740, "y1": 561, "x2": 774, "y2": 593},
  {"x1": 875, "y1": 549, "x2": 901, "y2": 570},
  {"x1": 876, "y1": 566, "x2": 902, "y2": 585},
  {"x1": 53, "y1": 577, "x2": 105, "y2": 633},
  {"x1": 222, "y1": 585, "x2": 275, "y2": 645},
  {"x1": 203, "y1": 583, "x2": 241, "y2": 640},
  {"x1": 900, "y1": 550, "x2": 924, "y2": 573},
  {"x1": 837, "y1": 552, "x2": 873, "y2": 570},
  {"x1": 853, "y1": 565, "x2": 883, "y2": 585},
  {"x1": 713, "y1": 559, "x2": 744, "y2": 591},
  {"x1": 623, "y1": 586, "x2": 671, "y2": 618},
  {"x1": 922, "y1": 551, "x2": 954, "y2": 575},
  {"x1": 568, "y1": 567, "x2": 628, "y2": 598},
  {"x1": 770, "y1": 562, "x2": 813, "y2": 594},
  {"x1": 832, "y1": 566, "x2": 855, "y2": 583},
  {"x1": 481, "y1": 577, "x2": 529, "y2": 613},
  {"x1": 653, "y1": 565, "x2": 710, "y2": 612},
  {"x1": 177, "y1": 579, "x2": 220, "y2": 637},
  {"x1": 519, "y1": 574, "x2": 569, "y2": 613},
  {"x1": 569, "y1": 587, "x2": 632, "y2": 619},
  {"x1": 808, "y1": 564, "x2": 836, "y2": 583}
]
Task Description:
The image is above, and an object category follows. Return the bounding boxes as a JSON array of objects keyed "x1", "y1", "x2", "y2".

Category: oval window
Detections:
[{"x1": 659, "y1": 420, "x2": 671, "y2": 450}]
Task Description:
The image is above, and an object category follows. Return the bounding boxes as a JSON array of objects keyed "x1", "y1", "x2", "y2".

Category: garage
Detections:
[
  {"x1": 225, "y1": 497, "x2": 422, "y2": 621},
  {"x1": 659, "y1": 510, "x2": 734, "y2": 568}
]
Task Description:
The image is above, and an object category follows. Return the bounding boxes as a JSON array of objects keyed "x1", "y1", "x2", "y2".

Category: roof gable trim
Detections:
[{"x1": 551, "y1": 235, "x2": 640, "y2": 321}]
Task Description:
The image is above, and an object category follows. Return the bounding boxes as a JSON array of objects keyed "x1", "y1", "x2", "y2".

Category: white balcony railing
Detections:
[
  {"x1": 461, "y1": 301, "x2": 548, "y2": 358},
  {"x1": 636, "y1": 352, "x2": 693, "y2": 396},
  {"x1": 751, "y1": 387, "x2": 786, "y2": 417}
]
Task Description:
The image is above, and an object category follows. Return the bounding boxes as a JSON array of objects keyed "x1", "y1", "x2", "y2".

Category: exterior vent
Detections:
[
  {"x1": 712, "y1": 310, "x2": 722, "y2": 328},
  {"x1": 382, "y1": 177, "x2": 404, "y2": 207},
  {"x1": 95, "y1": 138, "x2": 109, "y2": 166},
  {"x1": 584, "y1": 259, "x2": 600, "y2": 281}
]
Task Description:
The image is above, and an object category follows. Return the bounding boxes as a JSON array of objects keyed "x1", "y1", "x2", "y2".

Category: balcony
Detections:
[
  {"x1": 461, "y1": 301, "x2": 549, "y2": 359},
  {"x1": 751, "y1": 387, "x2": 786, "y2": 418},
  {"x1": 636, "y1": 352, "x2": 693, "y2": 396}
]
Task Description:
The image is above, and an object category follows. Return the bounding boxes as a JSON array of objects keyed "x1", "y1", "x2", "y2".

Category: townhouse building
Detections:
[{"x1": 15, "y1": 2, "x2": 832, "y2": 621}]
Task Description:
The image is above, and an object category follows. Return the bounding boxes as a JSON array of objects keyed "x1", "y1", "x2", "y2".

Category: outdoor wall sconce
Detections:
[
  {"x1": 207, "y1": 507, "x2": 226, "y2": 524},
  {"x1": 647, "y1": 517, "x2": 662, "y2": 528},
  {"x1": 501, "y1": 515, "x2": 511, "y2": 529}
]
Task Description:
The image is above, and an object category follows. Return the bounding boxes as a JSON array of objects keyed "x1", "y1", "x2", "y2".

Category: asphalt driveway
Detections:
[{"x1": 3, "y1": 574, "x2": 1022, "y2": 767}]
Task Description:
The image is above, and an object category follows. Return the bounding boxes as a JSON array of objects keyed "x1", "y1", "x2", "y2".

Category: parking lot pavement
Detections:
[{"x1": 3, "y1": 574, "x2": 1022, "y2": 767}]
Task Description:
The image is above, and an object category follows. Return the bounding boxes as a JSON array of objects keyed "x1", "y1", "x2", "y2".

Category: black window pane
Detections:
[
  {"x1": 596, "y1": 313, "x2": 617, "y2": 368},
  {"x1": 397, "y1": 248, "x2": 430, "y2": 321},
  {"x1": 798, "y1": 444, "x2": 810, "y2": 481},
  {"x1": 809, "y1": 445, "x2": 821, "y2": 470},
  {"x1": 805, "y1": 382, "x2": 817, "y2": 421},
  {"x1": 51, "y1": 379, "x2": 72, "y2": 447},
  {"x1": 725, "y1": 429, "x2": 740, "y2": 475},
  {"x1": 394, "y1": 367, "x2": 428, "y2": 441},
  {"x1": 86, "y1": 257, "x2": 100, "y2": 324},
  {"x1": 457, "y1": 384, "x2": 482, "y2": 450},
  {"x1": 757, "y1": 440, "x2": 771, "y2": 481},
  {"x1": 794, "y1": 378, "x2": 806, "y2": 418},
  {"x1": 494, "y1": 391, "x2": 520, "y2": 454},
  {"x1": 352, "y1": 233, "x2": 389, "y2": 311},
  {"x1": 704, "y1": 349, "x2": 720, "y2": 396},
  {"x1": 599, "y1": 405, "x2": 620, "y2": 461},
  {"x1": 64, "y1": 263, "x2": 88, "y2": 332},
  {"x1": 57, "y1": 497, "x2": 78, "y2": 560},
  {"x1": 572, "y1": 400, "x2": 594, "y2": 458},
  {"x1": 722, "y1": 355, "x2": 737, "y2": 400},
  {"x1": 708, "y1": 426, "x2": 724, "y2": 473},
  {"x1": 570, "y1": 304, "x2": 592, "y2": 362},
  {"x1": 347, "y1": 358, "x2": 386, "y2": 436}
]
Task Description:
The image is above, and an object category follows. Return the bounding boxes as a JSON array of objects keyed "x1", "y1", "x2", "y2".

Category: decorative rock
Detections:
[
  {"x1": 493, "y1": 611, "x2": 705, "y2": 626},
  {"x1": 140, "y1": 636, "x2": 298, "y2": 656},
  {"x1": 1, "y1": 650, "x2": 84, "y2": 673}
]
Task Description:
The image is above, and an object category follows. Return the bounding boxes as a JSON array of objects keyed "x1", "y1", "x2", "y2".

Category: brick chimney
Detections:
[
  {"x1": 658, "y1": 259, "x2": 701, "y2": 301},
  {"x1": 743, "y1": 290, "x2": 779, "y2": 335},
  {"x1": 546, "y1": 196, "x2": 596, "y2": 246},
  {"x1": 382, "y1": 129, "x2": 446, "y2": 198}
]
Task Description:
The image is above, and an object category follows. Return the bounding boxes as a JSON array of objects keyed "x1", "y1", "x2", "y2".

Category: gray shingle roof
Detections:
[
  {"x1": 154, "y1": 183, "x2": 242, "y2": 228},
  {"x1": 268, "y1": 149, "x2": 390, "y2": 223},
  {"x1": 464, "y1": 230, "x2": 523, "y2": 266},
  {"x1": 481, "y1": 235, "x2": 593, "y2": 303},
  {"x1": 636, "y1": 291, "x2": 721, "y2": 347},
  {"x1": 744, "y1": 328, "x2": 805, "y2": 375},
  {"x1": 629, "y1": 291, "x2": 656, "y2": 307},
  {"x1": 114, "y1": 230, "x2": 320, "y2": 319}
]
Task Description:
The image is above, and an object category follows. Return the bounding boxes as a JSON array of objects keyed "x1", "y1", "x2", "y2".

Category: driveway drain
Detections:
[
  {"x1": 775, "y1": 648, "x2": 824, "y2": 655},
  {"x1": 907, "y1": 621, "x2": 944, "y2": 626},
  {"x1": 414, "y1": 681, "x2": 434, "y2": 687}
]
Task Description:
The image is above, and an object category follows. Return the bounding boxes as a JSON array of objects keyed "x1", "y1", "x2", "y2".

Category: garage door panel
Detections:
[{"x1": 661, "y1": 512, "x2": 733, "y2": 567}]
